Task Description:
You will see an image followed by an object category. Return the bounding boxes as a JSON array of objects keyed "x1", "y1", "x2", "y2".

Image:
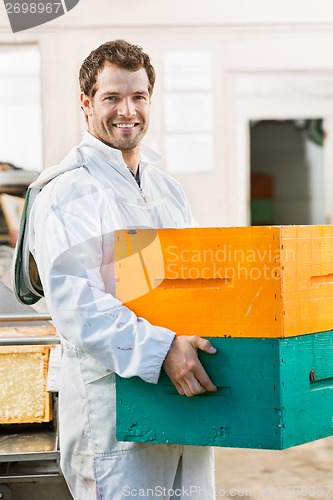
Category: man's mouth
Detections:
[{"x1": 113, "y1": 123, "x2": 137, "y2": 129}]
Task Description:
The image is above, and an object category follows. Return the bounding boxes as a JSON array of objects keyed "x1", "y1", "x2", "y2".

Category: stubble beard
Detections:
[{"x1": 101, "y1": 119, "x2": 149, "y2": 152}]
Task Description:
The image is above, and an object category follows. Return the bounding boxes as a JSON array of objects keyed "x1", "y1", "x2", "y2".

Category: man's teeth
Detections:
[{"x1": 116, "y1": 124, "x2": 135, "y2": 128}]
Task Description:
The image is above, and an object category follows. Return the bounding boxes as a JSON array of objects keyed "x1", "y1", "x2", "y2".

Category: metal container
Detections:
[{"x1": 0, "y1": 312, "x2": 71, "y2": 500}]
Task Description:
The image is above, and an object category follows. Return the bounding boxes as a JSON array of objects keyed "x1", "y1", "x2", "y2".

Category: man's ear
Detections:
[{"x1": 80, "y1": 92, "x2": 93, "y2": 117}]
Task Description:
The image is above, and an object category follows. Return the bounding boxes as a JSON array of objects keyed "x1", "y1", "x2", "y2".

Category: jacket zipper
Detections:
[
  {"x1": 126, "y1": 165, "x2": 149, "y2": 203},
  {"x1": 139, "y1": 187, "x2": 148, "y2": 203},
  {"x1": 132, "y1": 173, "x2": 155, "y2": 226}
]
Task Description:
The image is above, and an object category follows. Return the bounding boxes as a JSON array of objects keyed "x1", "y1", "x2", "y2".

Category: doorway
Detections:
[{"x1": 249, "y1": 119, "x2": 325, "y2": 226}]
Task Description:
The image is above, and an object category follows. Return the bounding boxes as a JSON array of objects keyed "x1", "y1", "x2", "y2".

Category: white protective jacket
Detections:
[{"x1": 28, "y1": 132, "x2": 215, "y2": 499}]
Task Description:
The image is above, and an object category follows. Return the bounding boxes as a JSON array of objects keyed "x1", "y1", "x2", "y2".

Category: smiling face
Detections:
[{"x1": 80, "y1": 63, "x2": 151, "y2": 167}]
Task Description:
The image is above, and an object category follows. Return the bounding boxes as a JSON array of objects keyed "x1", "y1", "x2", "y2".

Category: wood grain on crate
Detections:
[
  {"x1": 114, "y1": 225, "x2": 333, "y2": 338},
  {"x1": 116, "y1": 331, "x2": 333, "y2": 450}
]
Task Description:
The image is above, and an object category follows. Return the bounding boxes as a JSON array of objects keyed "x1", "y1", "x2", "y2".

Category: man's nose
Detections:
[{"x1": 117, "y1": 98, "x2": 136, "y2": 117}]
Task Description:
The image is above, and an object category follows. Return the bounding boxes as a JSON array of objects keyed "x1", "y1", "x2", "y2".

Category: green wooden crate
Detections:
[{"x1": 116, "y1": 331, "x2": 333, "y2": 450}]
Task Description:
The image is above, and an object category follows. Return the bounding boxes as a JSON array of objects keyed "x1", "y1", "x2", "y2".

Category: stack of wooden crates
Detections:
[{"x1": 115, "y1": 226, "x2": 333, "y2": 449}]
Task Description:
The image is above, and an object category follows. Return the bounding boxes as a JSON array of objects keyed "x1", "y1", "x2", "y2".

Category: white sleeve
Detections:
[{"x1": 30, "y1": 184, "x2": 175, "y2": 384}]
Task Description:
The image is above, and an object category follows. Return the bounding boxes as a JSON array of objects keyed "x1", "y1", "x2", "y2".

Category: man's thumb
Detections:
[{"x1": 196, "y1": 337, "x2": 217, "y2": 354}]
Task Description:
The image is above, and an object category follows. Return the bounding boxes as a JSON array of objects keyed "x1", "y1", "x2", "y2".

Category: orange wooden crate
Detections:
[{"x1": 114, "y1": 226, "x2": 333, "y2": 338}]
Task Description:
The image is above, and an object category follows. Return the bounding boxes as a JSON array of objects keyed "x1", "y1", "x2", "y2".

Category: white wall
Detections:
[{"x1": 0, "y1": 1, "x2": 333, "y2": 226}]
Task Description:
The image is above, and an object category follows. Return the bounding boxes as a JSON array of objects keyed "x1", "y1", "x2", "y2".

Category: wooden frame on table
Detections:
[{"x1": 0, "y1": 193, "x2": 25, "y2": 233}]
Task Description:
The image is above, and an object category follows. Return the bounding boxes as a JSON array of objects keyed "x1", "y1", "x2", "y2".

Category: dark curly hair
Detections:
[{"x1": 79, "y1": 39, "x2": 156, "y2": 98}]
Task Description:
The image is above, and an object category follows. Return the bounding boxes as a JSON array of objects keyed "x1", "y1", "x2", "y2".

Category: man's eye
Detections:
[
  {"x1": 134, "y1": 95, "x2": 145, "y2": 100},
  {"x1": 105, "y1": 96, "x2": 117, "y2": 101}
]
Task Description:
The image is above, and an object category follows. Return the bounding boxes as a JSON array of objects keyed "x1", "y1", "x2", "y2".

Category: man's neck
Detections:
[{"x1": 122, "y1": 150, "x2": 140, "y2": 174}]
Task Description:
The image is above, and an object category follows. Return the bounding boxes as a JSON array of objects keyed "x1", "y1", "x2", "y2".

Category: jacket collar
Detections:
[
  {"x1": 29, "y1": 131, "x2": 161, "y2": 190},
  {"x1": 80, "y1": 131, "x2": 161, "y2": 170}
]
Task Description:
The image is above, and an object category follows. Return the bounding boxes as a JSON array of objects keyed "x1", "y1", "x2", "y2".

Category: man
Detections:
[{"x1": 28, "y1": 40, "x2": 217, "y2": 499}]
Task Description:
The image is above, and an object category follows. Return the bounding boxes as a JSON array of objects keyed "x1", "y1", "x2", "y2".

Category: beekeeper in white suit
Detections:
[{"x1": 27, "y1": 39, "x2": 217, "y2": 499}]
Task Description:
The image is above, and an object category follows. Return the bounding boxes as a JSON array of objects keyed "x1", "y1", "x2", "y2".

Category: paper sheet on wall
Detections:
[
  {"x1": 164, "y1": 51, "x2": 212, "y2": 91},
  {"x1": 163, "y1": 93, "x2": 213, "y2": 133},
  {"x1": 164, "y1": 134, "x2": 214, "y2": 174}
]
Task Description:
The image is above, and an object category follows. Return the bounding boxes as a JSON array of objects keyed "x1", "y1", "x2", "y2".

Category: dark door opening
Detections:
[{"x1": 250, "y1": 119, "x2": 325, "y2": 226}]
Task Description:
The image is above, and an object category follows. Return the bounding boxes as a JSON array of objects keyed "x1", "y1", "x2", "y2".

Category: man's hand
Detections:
[{"x1": 163, "y1": 335, "x2": 217, "y2": 397}]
